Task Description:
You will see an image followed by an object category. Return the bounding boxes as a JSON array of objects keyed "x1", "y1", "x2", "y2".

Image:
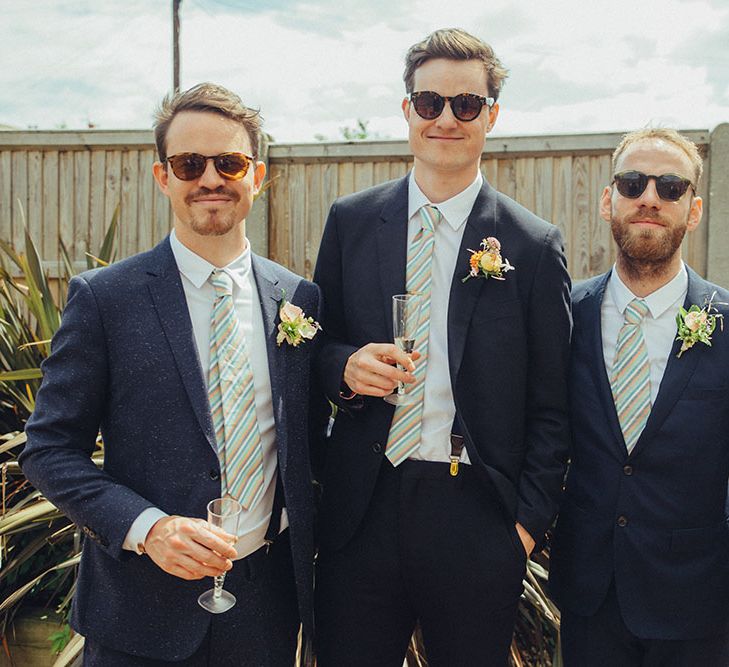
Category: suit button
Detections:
[
  {"x1": 209, "y1": 469, "x2": 220, "y2": 481},
  {"x1": 617, "y1": 515, "x2": 628, "y2": 527},
  {"x1": 623, "y1": 465, "x2": 633, "y2": 476},
  {"x1": 372, "y1": 442, "x2": 382, "y2": 454}
]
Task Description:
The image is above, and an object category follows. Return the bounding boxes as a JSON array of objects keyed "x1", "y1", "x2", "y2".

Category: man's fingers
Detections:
[
  {"x1": 368, "y1": 343, "x2": 416, "y2": 371},
  {"x1": 193, "y1": 523, "x2": 238, "y2": 560}
]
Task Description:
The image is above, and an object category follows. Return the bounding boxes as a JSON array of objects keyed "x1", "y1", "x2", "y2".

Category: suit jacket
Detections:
[
  {"x1": 312, "y1": 175, "x2": 572, "y2": 553},
  {"x1": 549, "y1": 267, "x2": 729, "y2": 640},
  {"x1": 20, "y1": 237, "x2": 325, "y2": 659}
]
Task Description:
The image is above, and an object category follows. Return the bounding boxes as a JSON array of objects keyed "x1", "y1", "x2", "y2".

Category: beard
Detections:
[
  {"x1": 610, "y1": 210, "x2": 688, "y2": 280},
  {"x1": 185, "y1": 186, "x2": 242, "y2": 237}
]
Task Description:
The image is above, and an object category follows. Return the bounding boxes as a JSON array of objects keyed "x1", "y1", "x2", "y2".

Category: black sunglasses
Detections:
[
  {"x1": 612, "y1": 170, "x2": 695, "y2": 202},
  {"x1": 165, "y1": 152, "x2": 254, "y2": 181},
  {"x1": 409, "y1": 91, "x2": 495, "y2": 122}
]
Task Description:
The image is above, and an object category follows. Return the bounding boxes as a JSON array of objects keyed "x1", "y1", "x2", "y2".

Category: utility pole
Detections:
[{"x1": 173, "y1": 0, "x2": 181, "y2": 92}]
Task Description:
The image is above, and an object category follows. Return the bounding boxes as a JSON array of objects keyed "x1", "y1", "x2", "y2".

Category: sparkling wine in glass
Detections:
[
  {"x1": 197, "y1": 497, "x2": 242, "y2": 614},
  {"x1": 384, "y1": 293, "x2": 422, "y2": 406}
]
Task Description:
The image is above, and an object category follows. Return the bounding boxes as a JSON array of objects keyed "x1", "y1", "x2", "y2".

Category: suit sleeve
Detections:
[
  {"x1": 515, "y1": 226, "x2": 572, "y2": 546},
  {"x1": 19, "y1": 275, "x2": 155, "y2": 560},
  {"x1": 312, "y1": 201, "x2": 360, "y2": 408}
]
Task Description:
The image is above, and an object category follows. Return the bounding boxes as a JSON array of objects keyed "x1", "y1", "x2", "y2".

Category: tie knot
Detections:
[
  {"x1": 624, "y1": 298, "x2": 649, "y2": 324},
  {"x1": 419, "y1": 205, "x2": 441, "y2": 233},
  {"x1": 210, "y1": 270, "x2": 233, "y2": 297}
]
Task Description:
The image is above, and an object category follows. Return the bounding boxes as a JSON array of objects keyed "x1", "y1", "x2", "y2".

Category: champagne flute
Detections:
[
  {"x1": 197, "y1": 497, "x2": 242, "y2": 614},
  {"x1": 384, "y1": 293, "x2": 422, "y2": 405}
]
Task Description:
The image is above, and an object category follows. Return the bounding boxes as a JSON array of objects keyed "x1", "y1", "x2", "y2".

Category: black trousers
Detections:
[
  {"x1": 561, "y1": 582, "x2": 729, "y2": 667},
  {"x1": 83, "y1": 532, "x2": 299, "y2": 666},
  {"x1": 315, "y1": 460, "x2": 526, "y2": 667}
]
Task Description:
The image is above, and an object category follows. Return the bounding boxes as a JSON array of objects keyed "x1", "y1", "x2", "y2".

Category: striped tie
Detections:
[
  {"x1": 386, "y1": 205, "x2": 440, "y2": 466},
  {"x1": 208, "y1": 270, "x2": 264, "y2": 509},
  {"x1": 611, "y1": 299, "x2": 651, "y2": 453}
]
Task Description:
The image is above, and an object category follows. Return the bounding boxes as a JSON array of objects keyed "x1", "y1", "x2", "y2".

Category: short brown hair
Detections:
[
  {"x1": 403, "y1": 28, "x2": 509, "y2": 100},
  {"x1": 612, "y1": 127, "x2": 703, "y2": 185},
  {"x1": 153, "y1": 82, "x2": 262, "y2": 162}
]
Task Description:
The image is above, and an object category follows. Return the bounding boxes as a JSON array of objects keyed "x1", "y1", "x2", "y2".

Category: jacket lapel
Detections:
[
  {"x1": 147, "y1": 237, "x2": 216, "y2": 450},
  {"x1": 376, "y1": 177, "x2": 409, "y2": 336},
  {"x1": 578, "y1": 272, "x2": 627, "y2": 453},
  {"x1": 631, "y1": 267, "x2": 709, "y2": 457},
  {"x1": 446, "y1": 181, "x2": 496, "y2": 388},
  {"x1": 251, "y1": 255, "x2": 286, "y2": 462}
]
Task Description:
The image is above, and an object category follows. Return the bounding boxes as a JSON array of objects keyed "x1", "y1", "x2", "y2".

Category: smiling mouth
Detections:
[{"x1": 191, "y1": 197, "x2": 232, "y2": 204}]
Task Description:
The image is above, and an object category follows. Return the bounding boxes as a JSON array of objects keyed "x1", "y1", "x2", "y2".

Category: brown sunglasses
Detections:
[{"x1": 165, "y1": 152, "x2": 254, "y2": 181}]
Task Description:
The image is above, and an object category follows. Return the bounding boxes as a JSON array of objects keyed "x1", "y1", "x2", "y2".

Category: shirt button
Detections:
[
  {"x1": 372, "y1": 442, "x2": 382, "y2": 454},
  {"x1": 209, "y1": 469, "x2": 220, "y2": 481},
  {"x1": 623, "y1": 465, "x2": 634, "y2": 476},
  {"x1": 617, "y1": 515, "x2": 628, "y2": 527}
]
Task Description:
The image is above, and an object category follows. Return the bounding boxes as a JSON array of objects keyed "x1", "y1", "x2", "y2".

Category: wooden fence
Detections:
[{"x1": 2, "y1": 126, "x2": 729, "y2": 284}]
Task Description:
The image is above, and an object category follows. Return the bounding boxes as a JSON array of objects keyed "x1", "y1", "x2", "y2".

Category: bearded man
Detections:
[{"x1": 549, "y1": 128, "x2": 729, "y2": 667}]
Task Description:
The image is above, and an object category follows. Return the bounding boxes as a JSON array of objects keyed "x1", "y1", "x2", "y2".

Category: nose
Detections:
[
  {"x1": 636, "y1": 177, "x2": 662, "y2": 208},
  {"x1": 434, "y1": 101, "x2": 458, "y2": 129},
  {"x1": 198, "y1": 157, "x2": 226, "y2": 189}
]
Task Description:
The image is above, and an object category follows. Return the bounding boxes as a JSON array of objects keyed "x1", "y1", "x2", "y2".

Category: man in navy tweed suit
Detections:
[{"x1": 20, "y1": 83, "x2": 325, "y2": 666}]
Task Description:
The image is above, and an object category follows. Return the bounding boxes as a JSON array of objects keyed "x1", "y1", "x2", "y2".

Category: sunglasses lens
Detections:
[
  {"x1": 169, "y1": 153, "x2": 206, "y2": 180},
  {"x1": 614, "y1": 171, "x2": 648, "y2": 198},
  {"x1": 452, "y1": 94, "x2": 483, "y2": 121},
  {"x1": 412, "y1": 92, "x2": 443, "y2": 119},
  {"x1": 215, "y1": 153, "x2": 250, "y2": 180},
  {"x1": 656, "y1": 175, "x2": 690, "y2": 201}
]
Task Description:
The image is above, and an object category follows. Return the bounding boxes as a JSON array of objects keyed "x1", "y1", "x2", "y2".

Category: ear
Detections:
[
  {"x1": 686, "y1": 195, "x2": 703, "y2": 233},
  {"x1": 599, "y1": 185, "x2": 613, "y2": 223},
  {"x1": 401, "y1": 97, "x2": 410, "y2": 122},
  {"x1": 252, "y1": 160, "x2": 267, "y2": 195},
  {"x1": 152, "y1": 161, "x2": 170, "y2": 195},
  {"x1": 485, "y1": 103, "x2": 499, "y2": 134}
]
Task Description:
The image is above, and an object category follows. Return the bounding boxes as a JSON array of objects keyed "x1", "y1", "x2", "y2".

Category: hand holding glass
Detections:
[
  {"x1": 384, "y1": 293, "x2": 422, "y2": 405},
  {"x1": 197, "y1": 497, "x2": 242, "y2": 614}
]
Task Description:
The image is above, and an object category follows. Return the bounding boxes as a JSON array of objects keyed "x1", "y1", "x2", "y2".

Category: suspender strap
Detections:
[{"x1": 264, "y1": 472, "x2": 285, "y2": 546}]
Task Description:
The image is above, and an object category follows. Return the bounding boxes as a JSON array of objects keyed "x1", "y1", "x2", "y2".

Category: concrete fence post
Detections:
[{"x1": 707, "y1": 123, "x2": 729, "y2": 286}]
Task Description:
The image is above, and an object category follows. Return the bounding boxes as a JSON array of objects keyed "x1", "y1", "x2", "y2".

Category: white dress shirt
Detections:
[
  {"x1": 123, "y1": 230, "x2": 285, "y2": 559},
  {"x1": 601, "y1": 263, "x2": 688, "y2": 406},
  {"x1": 406, "y1": 170, "x2": 483, "y2": 465}
]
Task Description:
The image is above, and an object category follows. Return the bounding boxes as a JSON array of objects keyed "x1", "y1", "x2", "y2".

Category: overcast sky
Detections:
[{"x1": 2, "y1": 0, "x2": 728, "y2": 142}]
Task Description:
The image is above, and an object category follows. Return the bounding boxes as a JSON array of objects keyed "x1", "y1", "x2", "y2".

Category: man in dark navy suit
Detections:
[
  {"x1": 313, "y1": 29, "x2": 571, "y2": 666},
  {"x1": 20, "y1": 83, "x2": 325, "y2": 666},
  {"x1": 550, "y1": 128, "x2": 729, "y2": 666}
]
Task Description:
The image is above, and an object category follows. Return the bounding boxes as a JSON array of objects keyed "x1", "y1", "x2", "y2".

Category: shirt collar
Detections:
[
  {"x1": 607, "y1": 262, "x2": 688, "y2": 319},
  {"x1": 169, "y1": 229, "x2": 252, "y2": 291},
  {"x1": 407, "y1": 170, "x2": 483, "y2": 231}
]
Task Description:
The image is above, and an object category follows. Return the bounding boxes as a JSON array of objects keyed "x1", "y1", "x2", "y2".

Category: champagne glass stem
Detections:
[{"x1": 213, "y1": 573, "x2": 226, "y2": 600}]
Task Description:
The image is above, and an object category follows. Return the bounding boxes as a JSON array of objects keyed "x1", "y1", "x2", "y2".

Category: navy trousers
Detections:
[
  {"x1": 83, "y1": 532, "x2": 299, "y2": 666},
  {"x1": 315, "y1": 460, "x2": 526, "y2": 667}
]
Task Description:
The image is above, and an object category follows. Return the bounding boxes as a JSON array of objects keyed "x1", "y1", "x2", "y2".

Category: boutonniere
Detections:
[
  {"x1": 462, "y1": 237, "x2": 514, "y2": 283},
  {"x1": 276, "y1": 297, "x2": 321, "y2": 347},
  {"x1": 675, "y1": 291, "x2": 725, "y2": 357}
]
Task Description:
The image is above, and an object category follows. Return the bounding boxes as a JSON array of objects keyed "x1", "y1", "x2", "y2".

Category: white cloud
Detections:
[{"x1": 1, "y1": 0, "x2": 727, "y2": 138}]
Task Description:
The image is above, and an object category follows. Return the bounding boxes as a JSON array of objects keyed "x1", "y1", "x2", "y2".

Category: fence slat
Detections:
[
  {"x1": 74, "y1": 151, "x2": 90, "y2": 259},
  {"x1": 58, "y1": 151, "x2": 74, "y2": 269},
  {"x1": 552, "y1": 156, "x2": 573, "y2": 261},
  {"x1": 26, "y1": 151, "x2": 43, "y2": 255},
  {"x1": 0, "y1": 152, "x2": 11, "y2": 246},
  {"x1": 120, "y1": 150, "x2": 139, "y2": 258},
  {"x1": 571, "y1": 156, "x2": 591, "y2": 279},
  {"x1": 589, "y1": 156, "x2": 612, "y2": 275},
  {"x1": 10, "y1": 151, "x2": 28, "y2": 250},
  {"x1": 268, "y1": 163, "x2": 289, "y2": 267}
]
